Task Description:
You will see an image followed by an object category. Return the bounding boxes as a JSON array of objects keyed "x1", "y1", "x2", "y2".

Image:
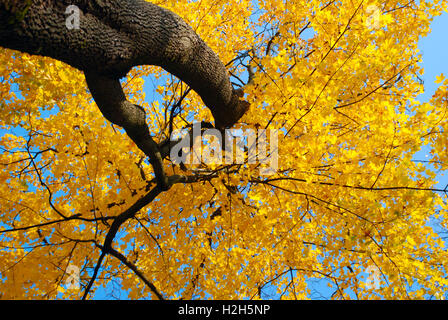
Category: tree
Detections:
[{"x1": 0, "y1": 0, "x2": 447, "y2": 299}]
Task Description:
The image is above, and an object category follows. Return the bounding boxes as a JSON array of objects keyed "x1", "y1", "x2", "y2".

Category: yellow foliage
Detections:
[{"x1": 1, "y1": 0, "x2": 448, "y2": 300}]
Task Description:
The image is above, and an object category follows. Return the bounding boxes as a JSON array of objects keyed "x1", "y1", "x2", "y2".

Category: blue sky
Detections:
[
  {"x1": 418, "y1": 12, "x2": 448, "y2": 102},
  {"x1": 414, "y1": 12, "x2": 448, "y2": 190}
]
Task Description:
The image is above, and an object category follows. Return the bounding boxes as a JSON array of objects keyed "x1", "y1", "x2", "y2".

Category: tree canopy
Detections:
[{"x1": 1, "y1": 0, "x2": 448, "y2": 299}]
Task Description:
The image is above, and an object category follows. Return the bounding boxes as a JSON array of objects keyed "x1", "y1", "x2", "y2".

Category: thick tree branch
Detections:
[
  {"x1": 0, "y1": 0, "x2": 252, "y2": 190},
  {"x1": 0, "y1": 0, "x2": 250, "y2": 128},
  {"x1": 84, "y1": 72, "x2": 169, "y2": 189},
  {"x1": 0, "y1": 0, "x2": 252, "y2": 299}
]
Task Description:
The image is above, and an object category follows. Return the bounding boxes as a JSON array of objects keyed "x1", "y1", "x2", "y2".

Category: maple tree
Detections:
[{"x1": 1, "y1": 0, "x2": 448, "y2": 300}]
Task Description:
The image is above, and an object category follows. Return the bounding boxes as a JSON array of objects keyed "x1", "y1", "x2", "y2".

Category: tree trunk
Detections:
[{"x1": 0, "y1": 0, "x2": 249, "y2": 129}]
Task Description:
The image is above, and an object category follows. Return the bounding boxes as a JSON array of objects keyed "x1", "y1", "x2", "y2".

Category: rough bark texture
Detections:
[
  {"x1": 0, "y1": 0, "x2": 253, "y2": 297},
  {"x1": 0, "y1": 0, "x2": 251, "y2": 189},
  {"x1": 0, "y1": 0, "x2": 249, "y2": 128}
]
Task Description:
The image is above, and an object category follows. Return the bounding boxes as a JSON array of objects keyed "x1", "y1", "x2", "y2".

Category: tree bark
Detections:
[{"x1": 0, "y1": 0, "x2": 249, "y2": 129}]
